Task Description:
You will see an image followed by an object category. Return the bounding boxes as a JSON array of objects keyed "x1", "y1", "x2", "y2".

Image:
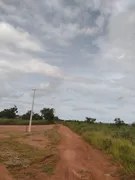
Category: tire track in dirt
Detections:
[{"x1": 50, "y1": 125, "x2": 119, "y2": 180}]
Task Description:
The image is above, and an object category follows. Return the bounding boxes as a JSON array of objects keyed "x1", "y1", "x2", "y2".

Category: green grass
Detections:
[
  {"x1": 0, "y1": 118, "x2": 52, "y2": 125},
  {"x1": 64, "y1": 121, "x2": 135, "y2": 178}
]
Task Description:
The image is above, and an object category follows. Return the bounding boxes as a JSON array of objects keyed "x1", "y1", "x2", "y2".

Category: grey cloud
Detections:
[
  {"x1": 72, "y1": 107, "x2": 105, "y2": 114},
  {"x1": 117, "y1": 97, "x2": 124, "y2": 101},
  {"x1": 63, "y1": 98, "x2": 73, "y2": 102}
]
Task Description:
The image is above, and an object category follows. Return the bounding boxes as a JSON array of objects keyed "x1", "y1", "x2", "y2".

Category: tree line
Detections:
[
  {"x1": 0, "y1": 105, "x2": 133, "y2": 126},
  {"x1": 85, "y1": 117, "x2": 126, "y2": 127},
  {"x1": 0, "y1": 105, "x2": 58, "y2": 124}
]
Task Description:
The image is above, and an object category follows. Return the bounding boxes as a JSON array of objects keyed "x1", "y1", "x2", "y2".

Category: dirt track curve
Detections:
[{"x1": 50, "y1": 125, "x2": 119, "y2": 180}]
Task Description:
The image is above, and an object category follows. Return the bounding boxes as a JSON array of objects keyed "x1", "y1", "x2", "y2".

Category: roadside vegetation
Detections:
[{"x1": 64, "y1": 118, "x2": 135, "y2": 179}]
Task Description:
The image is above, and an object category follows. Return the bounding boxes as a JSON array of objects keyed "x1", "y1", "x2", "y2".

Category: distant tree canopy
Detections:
[
  {"x1": 40, "y1": 108, "x2": 55, "y2": 123},
  {"x1": 0, "y1": 105, "x2": 131, "y2": 127},
  {"x1": 0, "y1": 106, "x2": 18, "y2": 119},
  {"x1": 33, "y1": 113, "x2": 42, "y2": 120},
  {"x1": 22, "y1": 110, "x2": 31, "y2": 120},
  {"x1": 0, "y1": 105, "x2": 57, "y2": 123},
  {"x1": 85, "y1": 117, "x2": 96, "y2": 124},
  {"x1": 114, "y1": 118, "x2": 125, "y2": 127},
  {"x1": 22, "y1": 110, "x2": 42, "y2": 120}
]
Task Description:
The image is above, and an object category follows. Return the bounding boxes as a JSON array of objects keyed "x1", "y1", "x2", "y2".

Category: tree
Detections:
[
  {"x1": 33, "y1": 113, "x2": 42, "y2": 120},
  {"x1": 0, "y1": 105, "x2": 18, "y2": 119},
  {"x1": 40, "y1": 108, "x2": 55, "y2": 124},
  {"x1": 22, "y1": 110, "x2": 42, "y2": 120},
  {"x1": 85, "y1": 117, "x2": 96, "y2": 124},
  {"x1": 114, "y1": 118, "x2": 125, "y2": 127},
  {"x1": 22, "y1": 110, "x2": 32, "y2": 120}
]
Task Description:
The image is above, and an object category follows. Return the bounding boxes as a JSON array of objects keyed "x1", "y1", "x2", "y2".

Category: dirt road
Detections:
[
  {"x1": 51, "y1": 125, "x2": 119, "y2": 180},
  {"x1": 0, "y1": 125, "x2": 119, "y2": 180}
]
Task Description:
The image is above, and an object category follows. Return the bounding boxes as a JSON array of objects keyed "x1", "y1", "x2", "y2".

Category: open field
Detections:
[{"x1": 0, "y1": 124, "x2": 121, "y2": 180}]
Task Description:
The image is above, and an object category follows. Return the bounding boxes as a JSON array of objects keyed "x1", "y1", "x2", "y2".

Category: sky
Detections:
[{"x1": 0, "y1": 0, "x2": 135, "y2": 123}]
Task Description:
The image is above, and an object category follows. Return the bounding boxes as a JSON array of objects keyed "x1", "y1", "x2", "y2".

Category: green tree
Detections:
[
  {"x1": 0, "y1": 105, "x2": 18, "y2": 119},
  {"x1": 85, "y1": 117, "x2": 96, "y2": 124},
  {"x1": 40, "y1": 108, "x2": 55, "y2": 124},
  {"x1": 22, "y1": 111, "x2": 42, "y2": 120},
  {"x1": 33, "y1": 113, "x2": 42, "y2": 120},
  {"x1": 114, "y1": 118, "x2": 125, "y2": 127},
  {"x1": 22, "y1": 110, "x2": 32, "y2": 120}
]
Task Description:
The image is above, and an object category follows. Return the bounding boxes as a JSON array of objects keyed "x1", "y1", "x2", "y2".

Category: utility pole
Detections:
[{"x1": 28, "y1": 89, "x2": 36, "y2": 132}]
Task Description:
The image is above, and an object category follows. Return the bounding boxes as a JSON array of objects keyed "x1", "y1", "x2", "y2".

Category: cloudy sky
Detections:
[{"x1": 0, "y1": 0, "x2": 135, "y2": 122}]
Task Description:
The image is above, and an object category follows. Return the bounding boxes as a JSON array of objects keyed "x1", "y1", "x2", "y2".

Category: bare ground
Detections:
[
  {"x1": 0, "y1": 125, "x2": 54, "y2": 132},
  {"x1": 18, "y1": 134, "x2": 48, "y2": 149},
  {"x1": 0, "y1": 125, "x2": 120, "y2": 180},
  {"x1": 50, "y1": 125, "x2": 119, "y2": 180}
]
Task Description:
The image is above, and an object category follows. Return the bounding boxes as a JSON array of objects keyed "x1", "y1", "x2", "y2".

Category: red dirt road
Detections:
[
  {"x1": 0, "y1": 125, "x2": 54, "y2": 132},
  {"x1": 51, "y1": 125, "x2": 119, "y2": 180},
  {"x1": 0, "y1": 125, "x2": 120, "y2": 180}
]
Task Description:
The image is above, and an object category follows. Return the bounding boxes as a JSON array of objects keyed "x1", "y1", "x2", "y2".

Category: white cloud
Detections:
[
  {"x1": 0, "y1": 58, "x2": 63, "y2": 78},
  {"x1": 93, "y1": 2, "x2": 135, "y2": 75},
  {"x1": 0, "y1": 22, "x2": 42, "y2": 51}
]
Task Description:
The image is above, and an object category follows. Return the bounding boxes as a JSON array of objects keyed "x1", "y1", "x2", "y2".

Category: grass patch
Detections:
[{"x1": 0, "y1": 118, "x2": 53, "y2": 125}]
